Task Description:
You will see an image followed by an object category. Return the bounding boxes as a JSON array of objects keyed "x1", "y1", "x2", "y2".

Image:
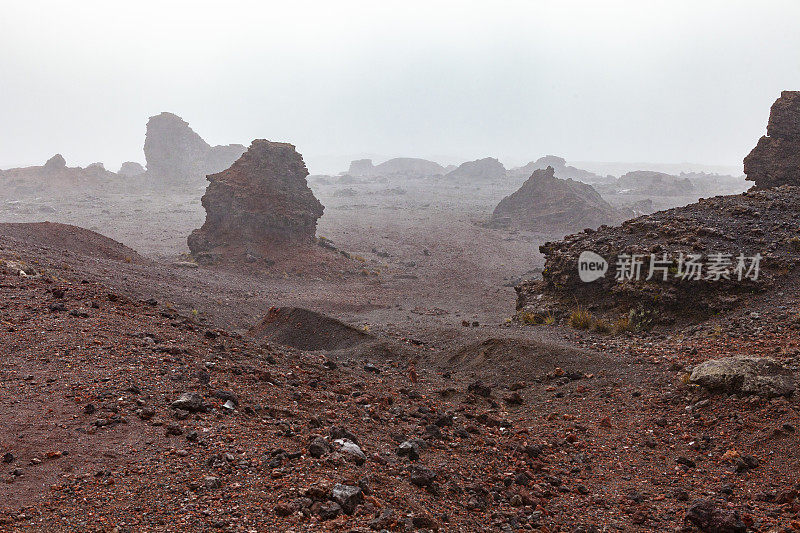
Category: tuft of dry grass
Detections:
[
  {"x1": 518, "y1": 311, "x2": 544, "y2": 325},
  {"x1": 612, "y1": 316, "x2": 631, "y2": 334},
  {"x1": 519, "y1": 310, "x2": 557, "y2": 326},
  {"x1": 568, "y1": 307, "x2": 593, "y2": 330}
]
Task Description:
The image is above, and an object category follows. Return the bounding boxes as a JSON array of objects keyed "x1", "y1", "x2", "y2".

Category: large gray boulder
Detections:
[{"x1": 690, "y1": 356, "x2": 795, "y2": 398}]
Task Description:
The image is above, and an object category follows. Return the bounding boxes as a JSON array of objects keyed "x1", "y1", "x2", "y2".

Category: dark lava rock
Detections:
[
  {"x1": 211, "y1": 390, "x2": 239, "y2": 406},
  {"x1": 314, "y1": 501, "x2": 342, "y2": 521},
  {"x1": 397, "y1": 440, "x2": 421, "y2": 460},
  {"x1": 308, "y1": 437, "x2": 330, "y2": 458},
  {"x1": 331, "y1": 483, "x2": 363, "y2": 514},
  {"x1": 683, "y1": 499, "x2": 746, "y2": 533},
  {"x1": 409, "y1": 465, "x2": 437, "y2": 488}
]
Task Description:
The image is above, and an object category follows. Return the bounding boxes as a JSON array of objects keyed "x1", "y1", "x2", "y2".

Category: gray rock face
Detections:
[
  {"x1": 143, "y1": 112, "x2": 245, "y2": 188},
  {"x1": 690, "y1": 356, "x2": 795, "y2": 398},
  {"x1": 744, "y1": 91, "x2": 800, "y2": 189}
]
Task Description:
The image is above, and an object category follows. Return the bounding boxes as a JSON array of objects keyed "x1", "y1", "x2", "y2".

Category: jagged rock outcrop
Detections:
[
  {"x1": 118, "y1": 161, "x2": 145, "y2": 177},
  {"x1": 445, "y1": 157, "x2": 506, "y2": 181},
  {"x1": 516, "y1": 186, "x2": 800, "y2": 325},
  {"x1": 143, "y1": 112, "x2": 246, "y2": 188},
  {"x1": 744, "y1": 91, "x2": 800, "y2": 189},
  {"x1": 188, "y1": 140, "x2": 324, "y2": 263},
  {"x1": 616, "y1": 170, "x2": 695, "y2": 196},
  {"x1": 492, "y1": 166, "x2": 624, "y2": 234}
]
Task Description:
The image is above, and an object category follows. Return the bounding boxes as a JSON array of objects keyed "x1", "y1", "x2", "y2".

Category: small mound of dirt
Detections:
[
  {"x1": 249, "y1": 307, "x2": 375, "y2": 352},
  {"x1": 0, "y1": 222, "x2": 144, "y2": 263},
  {"x1": 445, "y1": 337, "x2": 607, "y2": 380}
]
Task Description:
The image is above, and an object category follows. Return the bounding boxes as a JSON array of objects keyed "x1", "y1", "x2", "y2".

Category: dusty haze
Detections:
[{"x1": 1, "y1": 0, "x2": 799, "y2": 173}]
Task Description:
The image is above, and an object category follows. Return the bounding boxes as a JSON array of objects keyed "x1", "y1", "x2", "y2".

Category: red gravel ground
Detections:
[{"x1": 1, "y1": 228, "x2": 799, "y2": 532}]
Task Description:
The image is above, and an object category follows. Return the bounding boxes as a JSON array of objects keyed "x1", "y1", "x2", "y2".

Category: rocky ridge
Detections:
[{"x1": 516, "y1": 185, "x2": 800, "y2": 325}]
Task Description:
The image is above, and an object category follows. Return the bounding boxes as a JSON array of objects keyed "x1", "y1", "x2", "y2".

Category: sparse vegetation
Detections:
[
  {"x1": 592, "y1": 319, "x2": 612, "y2": 334},
  {"x1": 612, "y1": 315, "x2": 631, "y2": 334},
  {"x1": 568, "y1": 307, "x2": 593, "y2": 330},
  {"x1": 518, "y1": 310, "x2": 544, "y2": 325},
  {"x1": 628, "y1": 305, "x2": 656, "y2": 331},
  {"x1": 518, "y1": 310, "x2": 556, "y2": 326}
]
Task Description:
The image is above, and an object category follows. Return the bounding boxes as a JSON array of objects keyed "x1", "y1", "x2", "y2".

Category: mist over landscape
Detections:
[
  {"x1": 1, "y1": 1, "x2": 800, "y2": 532},
  {"x1": 2, "y1": 1, "x2": 799, "y2": 173}
]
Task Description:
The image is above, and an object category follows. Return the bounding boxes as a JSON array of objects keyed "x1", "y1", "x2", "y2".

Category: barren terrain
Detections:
[{"x1": 0, "y1": 173, "x2": 798, "y2": 531}]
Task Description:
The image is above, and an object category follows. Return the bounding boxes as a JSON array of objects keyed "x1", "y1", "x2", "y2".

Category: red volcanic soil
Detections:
[
  {"x1": 0, "y1": 222, "x2": 798, "y2": 531},
  {"x1": 0, "y1": 222, "x2": 145, "y2": 263}
]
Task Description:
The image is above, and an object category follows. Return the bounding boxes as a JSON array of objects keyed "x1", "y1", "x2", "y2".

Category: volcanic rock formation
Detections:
[
  {"x1": 187, "y1": 140, "x2": 324, "y2": 263},
  {"x1": 492, "y1": 166, "x2": 624, "y2": 234},
  {"x1": 516, "y1": 185, "x2": 800, "y2": 325},
  {"x1": 744, "y1": 90, "x2": 800, "y2": 189},
  {"x1": 445, "y1": 157, "x2": 506, "y2": 181},
  {"x1": 143, "y1": 112, "x2": 246, "y2": 188}
]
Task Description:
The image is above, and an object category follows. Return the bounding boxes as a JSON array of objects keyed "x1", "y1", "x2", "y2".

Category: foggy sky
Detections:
[{"x1": 1, "y1": 0, "x2": 799, "y2": 174}]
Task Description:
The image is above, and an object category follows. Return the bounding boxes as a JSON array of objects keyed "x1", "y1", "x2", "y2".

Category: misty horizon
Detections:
[{"x1": 2, "y1": 1, "x2": 799, "y2": 174}]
